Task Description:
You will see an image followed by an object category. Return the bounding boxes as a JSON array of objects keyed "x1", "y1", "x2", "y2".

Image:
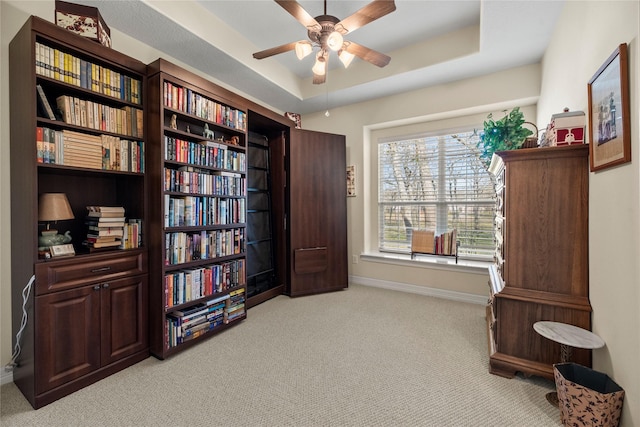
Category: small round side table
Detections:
[{"x1": 533, "y1": 321, "x2": 605, "y2": 406}]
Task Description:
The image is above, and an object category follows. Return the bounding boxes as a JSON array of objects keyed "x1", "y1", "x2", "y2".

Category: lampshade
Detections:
[
  {"x1": 326, "y1": 31, "x2": 343, "y2": 52},
  {"x1": 312, "y1": 52, "x2": 326, "y2": 76},
  {"x1": 338, "y1": 49, "x2": 355, "y2": 68},
  {"x1": 38, "y1": 193, "x2": 74, "y2": 222},
  {"x1": 295, "y1": 41, "x2": 313, "y2": 60}
]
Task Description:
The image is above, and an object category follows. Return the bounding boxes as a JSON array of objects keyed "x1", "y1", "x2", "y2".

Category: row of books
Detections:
[
  {"x1": 82, "y1": 206, "x2": 143, "y2": 250},
  {"x1": 164, "y1": 167, "x2": 245, "y2": 196},
  {"x1": 37, "y1": 127, "x2": 144, "y2": 172},
  {"x1": 164, "y1": 136, "x2": 246, "y2": 172},
  {"x1": 164, "y1": 259, "x2": 246, "y2": 307},
  {"x1": 35, "y1": 42, "x2": 142, "y2": 104},
  {"x1": 165, "y1": 294, "x2": 229, "y2": 348},
  {"x1": 163, "y1": 81, "x2": 246, "y2": 131},
  {"x1": 164, "y1": 195, "x2": 246, "y2": 228},
  {"x1": 164, "y1": 228, "x2": 245, "y2": 266},
  {"x1": 55, "y1": 95, "x2": 143, "y2": 138},
  {"x1": 434, "y1": 229, "x2": 458, "y2": 256}
]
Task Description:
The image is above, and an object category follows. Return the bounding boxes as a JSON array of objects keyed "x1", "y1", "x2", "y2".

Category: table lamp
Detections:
[{"x1": 38, "y1": 193, "x2": 74, "y2": 249}]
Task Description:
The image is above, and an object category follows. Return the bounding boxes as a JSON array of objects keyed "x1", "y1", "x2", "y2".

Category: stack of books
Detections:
[{"x1": 84, "y1": 206, "x2": 125, "y2": 250}]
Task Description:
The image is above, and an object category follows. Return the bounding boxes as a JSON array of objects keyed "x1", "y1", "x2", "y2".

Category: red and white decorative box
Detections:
[
  {"x1": 55, "y1": 0, "x2": 111, "y2": 48},
  {"x1": 549, "y1": 109, "x2": 585, "y2": 146}
]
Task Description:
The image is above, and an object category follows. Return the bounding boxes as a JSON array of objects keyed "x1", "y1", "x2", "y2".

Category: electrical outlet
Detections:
[{"x1": 352, "y1": 255, "x2": 358, "y2": 264}]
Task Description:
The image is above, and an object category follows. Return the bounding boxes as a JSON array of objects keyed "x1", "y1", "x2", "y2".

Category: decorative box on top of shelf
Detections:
[
  {"x1": 146, "y1": 58, "x2": 248, "y2": 359},
  {"x1": 55, "y1": 0, "x2": 111, "y2": 47}
]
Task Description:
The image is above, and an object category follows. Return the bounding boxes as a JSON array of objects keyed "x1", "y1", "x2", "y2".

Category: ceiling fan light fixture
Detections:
[
  {"x1": 295, "y1": 41, "x2": 313, "y2": 60},
  {"x1": 326, "y1": 31, "x2": 343, "y2": 51},
  {"x1": 338, "y1": 49, "x2": 355, "y2": 68},
  {"x1": 312, "y1": 53, "x2": 326, "y2": 76},
  {"x1": 252, "y1": 0, "x2": 396, "y2": 84}
]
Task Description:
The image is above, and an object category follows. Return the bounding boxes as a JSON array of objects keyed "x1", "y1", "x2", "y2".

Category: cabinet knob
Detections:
[
  {"x1": 93, "y1": 285, "x2": 101, "y2": 290},
  {"x1": 102, "y1": 283, "x2": 110, "y2": 289}
]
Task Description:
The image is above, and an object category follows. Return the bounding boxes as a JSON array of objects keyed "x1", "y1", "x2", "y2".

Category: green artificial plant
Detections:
[{"x1": 478, "y1": 107, "x2": 533, "y2": 166}]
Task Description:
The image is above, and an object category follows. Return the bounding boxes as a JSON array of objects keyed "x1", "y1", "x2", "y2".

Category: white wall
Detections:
[{"x1": 538, "y1": 1, "x2": 639, "y2": 425}]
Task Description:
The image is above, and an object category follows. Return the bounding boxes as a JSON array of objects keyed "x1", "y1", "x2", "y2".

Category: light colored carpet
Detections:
[{"x1": 1, "y1": 284, "x2": 561, "y2": 426}]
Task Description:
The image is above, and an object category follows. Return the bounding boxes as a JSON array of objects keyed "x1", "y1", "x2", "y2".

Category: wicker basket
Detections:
[{"x1": 521, "y1": 122, "x2": 539, "y2": 148}]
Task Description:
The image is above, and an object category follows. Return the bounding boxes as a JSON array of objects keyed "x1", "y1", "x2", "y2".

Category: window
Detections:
[{"x1": 378, "y1": 129, "x2": 495, "y2": 260}]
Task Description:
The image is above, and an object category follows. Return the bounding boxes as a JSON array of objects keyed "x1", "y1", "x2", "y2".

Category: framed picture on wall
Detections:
[
  {"x1": 587, "y1": 43, "x2": 630, "y2": 172},
  {"x1": 346, "y1": 165, "x2": 356, "y2": 197}
]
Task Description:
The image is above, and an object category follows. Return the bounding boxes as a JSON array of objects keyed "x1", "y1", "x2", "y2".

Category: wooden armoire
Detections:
[{"x1": 487, "y1": 144, "x2": 591, "y2": 380}]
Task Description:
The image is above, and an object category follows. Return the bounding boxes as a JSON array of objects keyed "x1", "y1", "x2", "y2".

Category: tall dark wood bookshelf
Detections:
[
  {"x1": 9, "y1": 16, "x2": 149, "y2": 408},
  {"x1": 146, "y1": 59, "x2": 248, "y2": 359}
]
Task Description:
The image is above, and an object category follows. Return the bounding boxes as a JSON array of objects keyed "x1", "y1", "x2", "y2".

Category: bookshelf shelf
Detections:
[
  {"x1": 147, "y1": 58, "x2": 248, "y2": 358},
  {"x1": 9, "y1": 16, "x2": 149, "y2": 409}
]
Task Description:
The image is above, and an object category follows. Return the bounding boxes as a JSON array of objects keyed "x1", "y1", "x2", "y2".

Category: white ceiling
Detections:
[{"x1": 73, "y1": 0, "x2": 565, "y2": 115}]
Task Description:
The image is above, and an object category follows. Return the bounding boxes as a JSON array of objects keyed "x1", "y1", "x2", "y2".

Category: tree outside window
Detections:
[{"x1": 378, "y1": 130, "x2": 496, "y2": 260}]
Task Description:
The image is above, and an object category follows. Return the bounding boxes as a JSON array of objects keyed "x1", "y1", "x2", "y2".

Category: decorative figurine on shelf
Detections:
[
  {"x1": 186, "y1": 125, "x2": 190, "y2": 133},
  {"x1": 203, "y1": 123, "x2": 215, "y2": 139},
  {"x1": 170, "y1": 114, "x2": 177, "y2": 129},
  {"x1": 228, "y1": 136, "x2": 239, "y2": 146},
  {"x1": 284, "y1": 112, "x2": 301, "y2": 129}
]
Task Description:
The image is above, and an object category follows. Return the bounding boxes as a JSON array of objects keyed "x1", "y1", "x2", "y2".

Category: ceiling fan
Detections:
[{"x1": 252, "y1": 0, "x2": 396, "y2": 84}]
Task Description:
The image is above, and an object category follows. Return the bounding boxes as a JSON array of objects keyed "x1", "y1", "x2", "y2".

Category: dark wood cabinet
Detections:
[
  {"x1": 146, "y1": 59, "x2": 248, "y2": 359},
  {"x1": 9, "y1": 16, "x2": 149, "y2": 408},
  {"x1": 487, "y1": 145, "x2": 591, "y2": 380},
  {"x1": 34, "y1": 269, "x2": 147, "y2": 395}
]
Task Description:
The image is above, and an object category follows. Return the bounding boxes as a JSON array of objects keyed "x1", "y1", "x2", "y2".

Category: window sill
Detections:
[{"x1": 359, "y1": 252, "x2": 491, "y2": 275}]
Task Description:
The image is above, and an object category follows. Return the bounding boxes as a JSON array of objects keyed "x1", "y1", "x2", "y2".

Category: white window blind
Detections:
[{"x1": 378, "y1": 129, "x2": 495, "y2": 260}]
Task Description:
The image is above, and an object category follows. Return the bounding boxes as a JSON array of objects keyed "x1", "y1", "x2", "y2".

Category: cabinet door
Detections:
[
  {"x1": 101, "y1": 275, "x2": 148, "y2": 365},
  {"x1": 35, "y1": 285, "x2": 101, "y2": 394},
  {"x1": 287, "y1": 129, "x2": 348, "y2": 296}
]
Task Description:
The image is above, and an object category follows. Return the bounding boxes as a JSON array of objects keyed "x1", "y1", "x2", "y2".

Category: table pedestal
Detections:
[{"x1": 533, "y1": 321, "x2": 604, "y2": 408}]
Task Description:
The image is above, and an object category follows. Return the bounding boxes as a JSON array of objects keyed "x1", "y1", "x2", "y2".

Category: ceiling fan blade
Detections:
[
  {"x1": 336, "y1": 0, "x2": 396, "y2": 35},
  {"x1": 253, "y1": 41, "x2": 299, "y2": 60},
  {"x1": 344, "y1": 41, "x2": 391, "y2": 67},
  {"x1": 275, "y1": 0, "x2": 321, "y2": 31}
]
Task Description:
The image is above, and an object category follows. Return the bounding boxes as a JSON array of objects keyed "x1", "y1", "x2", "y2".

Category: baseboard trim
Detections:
[
  {"x1": 1, "y1": 369, "x2": 14, "y2": 386},
  {"x1": 350, "y1": 275, "x2": 488, "y2": 305}
]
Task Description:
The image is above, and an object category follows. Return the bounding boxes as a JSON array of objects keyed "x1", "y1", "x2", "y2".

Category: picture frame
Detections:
[
  {"x1": 346, "y1": 165, "x2": 356, "y2": 197},
  {"x1": 587, "y1": 43, "x2": 630, "y2": 172}
]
